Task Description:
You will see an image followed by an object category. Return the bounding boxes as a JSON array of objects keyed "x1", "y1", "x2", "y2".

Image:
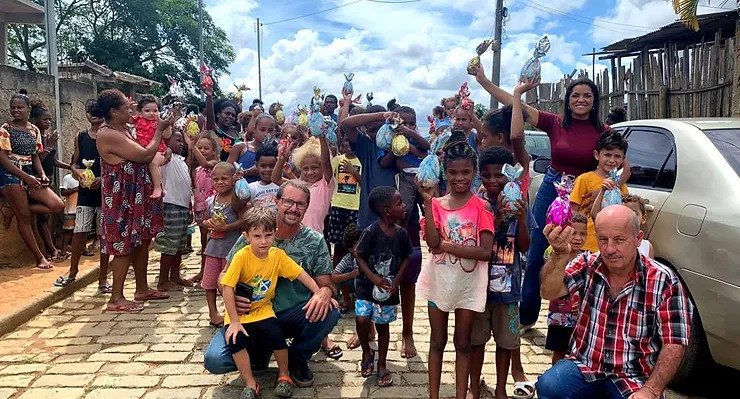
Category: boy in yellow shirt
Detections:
[
  {"x1": 570, "y1": 130, "x2": 629, "y2": 252},
  {"x1": 221, "y1": 207, "x2": 323, "y2": 399}
]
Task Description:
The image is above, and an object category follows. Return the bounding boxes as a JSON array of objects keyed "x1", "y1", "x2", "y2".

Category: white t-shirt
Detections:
[
  {"x1": 248, "y1": 181, "x2": 279, "y2": 211},
  {"x1": 59, "y1": 174, "x2": 79, "y2": 214},
  {"x1": 162, "y1": 154, "x2": 193, "y2": 208}
]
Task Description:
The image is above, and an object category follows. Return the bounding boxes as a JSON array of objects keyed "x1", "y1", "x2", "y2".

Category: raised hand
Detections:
[{"x1": 544, "y1": 224, "x2": 573, "y2": 254}]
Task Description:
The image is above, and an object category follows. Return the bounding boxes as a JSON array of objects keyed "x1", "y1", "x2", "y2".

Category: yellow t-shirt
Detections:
[
  {"x1": 570, "y1": 171, "x2": 629, "y2": 252},
  {"x1": 220, "y1": 246, "x2": 303, "y2": 324},
  {"x1": 330, "y1": 154, "x2": 362, "y2": 210}
]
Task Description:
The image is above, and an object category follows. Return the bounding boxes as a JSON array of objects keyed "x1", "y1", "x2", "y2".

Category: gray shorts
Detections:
[
  {"x1": 471, "y1": 302, "x2": 521, "y2": 349},
  {"x1": 154, "y1": 204, "x2": 190, "y2": 255},
  {"x1": 74, "y1": 206, "x2": 101, "y2": 234}
]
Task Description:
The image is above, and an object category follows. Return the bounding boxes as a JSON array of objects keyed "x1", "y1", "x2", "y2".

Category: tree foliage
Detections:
[{"x1": 8, "y1": 0, "x2": 234, "y2": 93}]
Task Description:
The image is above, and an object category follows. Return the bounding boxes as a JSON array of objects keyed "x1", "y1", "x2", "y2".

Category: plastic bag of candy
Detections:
[
  {"x1": 546, "y1": 174, "x2": 575, "y2": 228},
  {"x1": 502, "y1": 163, "x2": 524, "y2": 211},
  {"x1": 80, "y1": 159, "x2": 96, "y2": 188},
  {"x1": 233, "y1": 163, "x2": 252, "y2": 201},
  {"x1": 417, "y1": 154, "x2": 441, "y2": 188},
  {"x1": 343, "y1": 73, "x2": 354, "y2": 94},
  {"x1": 520, "y1": 36, "x2": 550, "y2": 82},
  {"x1": 375, "y1": 116, "x2": 401, "y2": 150},
  {"x1": 601, "y1": 168, "x2": 623, "y2": 208}
]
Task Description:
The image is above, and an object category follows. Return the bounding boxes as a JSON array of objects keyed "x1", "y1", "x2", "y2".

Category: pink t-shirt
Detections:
[
  {"x1": 416, "y1": 195, "x2": 495, "y2": 312},
  {"x1": 302, "y1": 177, "x2": 335, "y2": 233},
  {"x1": 536, "y1": 111, "x2": 609, "y2": 177},
  {"x1": 194, "y1": 166, "x2": 215, "y2": 212}
]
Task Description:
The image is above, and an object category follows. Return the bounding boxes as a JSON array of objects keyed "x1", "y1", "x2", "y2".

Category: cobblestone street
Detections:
[{"x1": 0, "y1": 249, "x2": 565, "y2": 399}]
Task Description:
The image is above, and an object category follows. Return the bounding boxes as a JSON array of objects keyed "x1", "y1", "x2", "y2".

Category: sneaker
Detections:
[{"x1": 289, "y1": 362, "x2": 314, "y2": 388}]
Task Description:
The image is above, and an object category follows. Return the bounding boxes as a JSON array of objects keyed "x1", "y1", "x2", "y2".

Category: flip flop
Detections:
[
  {"x1": 376, "y1": 368, "x2": 393, "y2": 387},
  {"x1": 133, "y1": 290, "x2": 170, "y2": 301},
  {"x1": 53, "y1": 275, "x2": 76, "y2": 287},
  {"x1": 322, "y1": 344, "x2": 344, "y2": 360},
  {"x1": 98, "y1": 283, "x2": 113, "y2": 294},
  {"x1": 360, "y1": 350, "x2": 375, "y2": 378},
  {"x1": 82, "y1": 250, "x2": 95, "y2": 257},
  {"x1": 239, "y1": 384, "x2": 260, "y2": 399},
  {"x1": 106, "y1": 302, "x2": 144, "y2": 312},
  {"x1": 513, "y1": 381, "x2": 536, "y2": 399},
  {"x1": 274, "y1": 376, "x2": 294, "y2": 398}
]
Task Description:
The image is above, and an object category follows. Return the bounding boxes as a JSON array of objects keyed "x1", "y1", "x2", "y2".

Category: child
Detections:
[
  {"x1": 272, "y1": 135, "x2": 334, "y2": 234},
  {"x1": 154, "y1": 131, "x2": 193, "y2": 291},
  {"x1": 622, "y1": 194, "x2": 654, "y2": 258},
  {"x1": 133, "y1": 96, "x2": 172, "y2": 199},
  {"x1": 469, "y1": 146, "x2": 536, "y2": 399},
  {"x1": 355, "y1": 186, "x2": 412, "y2": 387},
  {"x1": 328, "y1": 137, "x2": 362, "y2": 266},
  {"x1": 545, "y1": 213, "x2": 588, "y2": 364},
  {"x1": 570, "y1": 130, "x2": 629, "y2": 252},
  {"x1": 229, "y1": 113, "x2": 278, "y2": 183},
  {"x1": 188, "y1": 132, "x2": 219, "y2": 283},
  {"x1": 202, "y1": 162, "x2": 248, "y2": 327},
  {"x1": 222, "y1": 207, "x2": 324, "y2": 399},
  {"x1": 248, "y1": 142, "x2": 279, "y2": 211},
  {"x1": 416, "y1": 140, "x2": 494, "y2": 399},
  {"x1": 58, "y1": 172, "x2": 79, "y2": 255}
]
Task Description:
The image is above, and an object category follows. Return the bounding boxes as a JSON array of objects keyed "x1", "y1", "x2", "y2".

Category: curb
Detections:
[{"x1": 0, "y1": 264, "x2": 101, "y2": 337}]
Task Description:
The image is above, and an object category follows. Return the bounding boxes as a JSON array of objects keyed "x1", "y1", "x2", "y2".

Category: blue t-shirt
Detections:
[
  {"x1": 483, "y1": 196, "x2": 537, "y2": 304},
  {"x1": 350, "y1": 133, "x2": 397, "y2": 228},
  {"x1": 238, "y1": 149, "x2": 259, "y2": 183}
]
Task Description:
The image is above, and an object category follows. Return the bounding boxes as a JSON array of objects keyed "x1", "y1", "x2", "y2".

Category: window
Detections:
[
  {"x1": 625, "y1": 128, "x2": 676, "y2": 190},
  {"x1": 704, "y1": 129, "x2": 740, "y2": 176}
]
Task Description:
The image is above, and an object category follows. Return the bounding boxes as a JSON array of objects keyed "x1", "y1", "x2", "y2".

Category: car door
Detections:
[{"x1": 618, "y1": 126, "x2": 677, "y2": 236}]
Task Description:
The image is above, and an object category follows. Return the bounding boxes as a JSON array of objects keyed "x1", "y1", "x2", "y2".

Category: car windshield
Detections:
[
  {"x1": 705, "y1": 129, "x2": 740, "y2": 176},
  {"x1": 525, "y1": 132, "x2": 551, "y2": 159}
]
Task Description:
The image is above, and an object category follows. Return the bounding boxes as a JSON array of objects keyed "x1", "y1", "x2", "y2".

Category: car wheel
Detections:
[{"x1": 668, "y1": 298, "x2": 714, "y2": 395}]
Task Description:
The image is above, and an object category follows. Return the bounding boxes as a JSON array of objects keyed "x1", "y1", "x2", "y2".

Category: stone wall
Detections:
[{"x1": 0, "y1": 65, "x2": 95, "y2": 267}]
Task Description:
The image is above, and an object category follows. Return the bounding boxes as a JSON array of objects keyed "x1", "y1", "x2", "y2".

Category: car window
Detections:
[
  {"x1": 525, "y1": 133, "x2": 551, "y2": 159},
  {"x1": 625, "y1": 128, "x2": 676, "y2": 190},
  {"x1": 704, "y1": 129, "x2": 740, "y2": 176}
]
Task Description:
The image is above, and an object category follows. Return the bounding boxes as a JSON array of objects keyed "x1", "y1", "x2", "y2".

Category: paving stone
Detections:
[
  {"x1": 42, "y1": 337, "x2": 94, "y2": 347},
  {"x1": 0, "y1": 388, "x2": 15, "y2": 399},
  {"x1": 161, "y1": 374, "x2": 222, "y2": 387},
  {"x1": 0, "y1": 374, "x2": 34, "y2": 387},
  {"x1": 33, "y1": 374, "x2": 95, "y2": 387},
  {"x1": 0, "y1": 363, "x2": 47, "y2": 374},
  {"x1": 104, "y1": 363, "x2": 152, "y2": 375},
  {"x1": 91, "y1": 376, "x2": 161, "y2": 388},
  {"x1": 316, "y1": 386, "x2": 368, "y2": 398},
  {"x1": 142, "y1": 388, "x2": 203, "y2": 399},
  {"x1": 5, "y1": 329, "x2": 39, "y2": 339},
  {"x1": 84, "y1": 388, "x2": 146, "y2": 399},
  {"x1": 18, "y1": 388, "x2": 85, "y2": 399},
  {"x1": 87, "y1": 353, "x2": 135, "y2": 362},
  {"x1": 53, "y1": 344, "x2": 103, "y2": 355},
  {"x1": 147, "y1": 364, "x2": 205, "y2": 375},
  {"x1": 100, "y1": 344, "x2": 149, "y2": 353},
  {"x1": 97, "y1": 335, "x2": 144, "y2": 345},
  {"x1": 134, "y1": 351, "x2": 189, "y2": 363},
  {"x1": 149, "y1": 343, "x2": 194, "y2": 352},
  {"x1": 47, "y1": 362, "x2": 104, "y2": 374}
]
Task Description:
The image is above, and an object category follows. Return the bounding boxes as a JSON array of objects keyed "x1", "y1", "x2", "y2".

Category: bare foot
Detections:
[
  {"x1": 157, "y1": 281, "x2": 184, "y2": 291},
  {"x1": 36, "y1": 258, "x2": 53, "y2": 270},
  {"x1": 347, "y1": 332, "x2": 375, "y2": 349},
  {"x1": 1, "y1": 205, "x2": 14, "y2": 231},
  {"x1": 107, "y1": 298, "x2": 143, "y2": 312},
  {"x1": 150, "y1": 185, "x2": 163, "y2": 199},
  {"x1": 511, "y1": 367, "x2": 527, "y2": 383},
  {"x1": 209, "y1": 314, "x2": 224, "y2": 327},
  {"x1": 400, "y1": 334, "x2": 417, "y2": 358},
  {"x1": 493, "y1": 389, "x2": 508, "y2": 399},
  {"x1": 171, "y1": 276, "x2": 193, "y2": 287}
]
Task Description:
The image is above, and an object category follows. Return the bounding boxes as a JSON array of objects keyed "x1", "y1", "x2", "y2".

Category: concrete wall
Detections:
[{"x1": 0, "y1": 65, "x2": 95, "y2": 266}]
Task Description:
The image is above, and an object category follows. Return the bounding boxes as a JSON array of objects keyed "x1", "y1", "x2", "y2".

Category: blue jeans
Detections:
[
  {"x1": 536, "y1": 360, "x2": 626, "y2": 399},
  {"x1": 520, "y1": 167, "x2": 560, "y2": 326},
  {"x1": 203, "y1": 300, "x2": 341, "y2": 374}
]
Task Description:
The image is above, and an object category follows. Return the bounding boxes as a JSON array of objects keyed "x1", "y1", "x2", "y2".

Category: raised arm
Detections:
[
  {"x1": 475, "y1": 65, "x2": 540, "y2": 126},
  {"x1": 540, "y1": 224, "x2": 572, "y2": 300},
  {"x1": 271, "y1": 144, "x2": 289, "y2": 186},
  {"x1": 399, "y1": 125, "x2": 430, "y2": 151},
  {"x1": 511, "y1": 80, "x2": 537, "y2": 166},
  {"x1": 318, "y1": 135, "x2": 332, "y2": 182},
  {"x1": 340, "y1": 111, "x2": 394, "y2": 143},
  {"x1": 337, "y1": 89, "x2": 352, "y2": 142}
]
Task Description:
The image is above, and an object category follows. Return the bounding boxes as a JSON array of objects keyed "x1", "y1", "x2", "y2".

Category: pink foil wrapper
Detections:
[{"x1": 546, "y1": 175, "x2": 575, "y2": 228}]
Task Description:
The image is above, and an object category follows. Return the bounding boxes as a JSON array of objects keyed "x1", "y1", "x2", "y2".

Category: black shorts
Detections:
[
  {"x1": 226, "y1": 317, "x2": 287, "y2": 354},
  {"x1": 545, "y1": 325, "x2": 574, "y2": 352},
  {"x1": 327, "y1": 206, "x2": 359, "y2": 244}
]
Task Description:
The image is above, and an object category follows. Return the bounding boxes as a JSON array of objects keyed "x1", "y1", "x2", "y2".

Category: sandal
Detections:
[
  {"x1": 98, "y1": 283, "x2": 113, "y2": 294},
  {"x1": 322, "y1": 344, "x2": 344, "y2": 360},
  {"x1": 82, "y1": 249, "x2": 95, "y2": 257},
  {"x1": 106, "y1": 302, "x2": 144, "y2": 312},
  {"x1": 53, "y1": 275, "x2": 76, "y2": 287},
  {"x1": 239, "y1": 384, "x2": 260, "y2": 399},
  {"x1": 49, "y1": 251, "x2": 70, "y2": 262},
  {"x1": 376, "y1": 368, "x2": 393, "y2": 387},
  {"x1": 274, "y1": 376, "x2": 294, "y2": 398},
  {"x1": 513, "y1": 381, "x2": 536, "y2": 399},
  {"x1": 360, "y1": 349, "x2": 375, "y2": 378}
]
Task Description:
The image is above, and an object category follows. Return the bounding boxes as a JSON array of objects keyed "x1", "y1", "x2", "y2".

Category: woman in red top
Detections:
[
  {"x1": 94, "y1": 89, "x2": 170, "y2": 312},
  {"x1": 474, "y1": 65, "x2": 609, "y2": 328}
]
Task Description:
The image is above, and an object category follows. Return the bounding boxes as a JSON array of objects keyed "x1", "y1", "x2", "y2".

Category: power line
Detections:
[
  {"x1": 263, "y1": 0, "x2": 420, "y2": 26},
  {"x1": 522, "y1": 0, "x2": 659, "y2": 30},
  {"x1": 521, "y1": 0, "x2": 657, "y2": 34}
]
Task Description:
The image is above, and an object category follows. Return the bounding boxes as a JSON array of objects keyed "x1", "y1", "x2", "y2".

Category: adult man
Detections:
[
  {"x1": 204, "y1": 180, "x2": 340, "y2": 388},
  {"x1": 536, "y1": 205, "x2": 693, "y2": 399},
  {"x1": 322, "y1": 94, "x2": 338, "y2": 122}
]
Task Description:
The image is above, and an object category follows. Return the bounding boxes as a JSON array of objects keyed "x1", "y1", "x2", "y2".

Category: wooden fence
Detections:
[{"x1": 524, "y1": 32, "x2": 737, "y2": 120}]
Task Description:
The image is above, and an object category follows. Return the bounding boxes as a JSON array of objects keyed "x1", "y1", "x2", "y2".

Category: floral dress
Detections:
[{"x1": 101, "y1": 127, "x2": 164, "y2": 256}]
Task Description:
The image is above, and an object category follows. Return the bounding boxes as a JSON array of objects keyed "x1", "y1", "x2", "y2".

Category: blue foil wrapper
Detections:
[
  {"x1": 502, "y1": 163, "x2": 524, "y2": 211},
  {"x1": 520, "y1": 36, "x2": 550, "y2": 81},
  {"x1": 601, "y1": 168, "x2": 623, "y2": 208}
]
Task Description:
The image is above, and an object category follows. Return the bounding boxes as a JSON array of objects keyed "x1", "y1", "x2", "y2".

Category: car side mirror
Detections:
[{"x1": 533, "y1": 157, "x2": 551, "y2": 174}]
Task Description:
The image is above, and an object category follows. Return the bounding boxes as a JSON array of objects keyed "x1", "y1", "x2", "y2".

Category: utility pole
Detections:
[
  {"x1": 45, "y1": 0, "x2": 62, "y2": 176},
  {"x1": 490, "y1": 0, "x2": 504, "y2": 110},
  {"x1": 198, "y1": 0, "x2": 204, "y2": 100},
  {"x1": 256, "y1": 18, "x2": 262, "y2": 100}
]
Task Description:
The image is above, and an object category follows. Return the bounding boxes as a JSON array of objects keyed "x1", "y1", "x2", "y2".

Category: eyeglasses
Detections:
[{"x1": 279, "y1": 198, "x2": 308, "y2": 210}]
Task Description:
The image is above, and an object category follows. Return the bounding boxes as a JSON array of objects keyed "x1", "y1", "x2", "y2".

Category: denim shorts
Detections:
[
  {"x1": 0, "y1": 164, "x2": 33, "y2": 189},
  {"x1": 355, "y1": 299, "x2": 397, "y2": 324}
]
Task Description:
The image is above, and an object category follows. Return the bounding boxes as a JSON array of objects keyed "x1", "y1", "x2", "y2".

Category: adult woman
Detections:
[
  {"x1": 203, "y1": 86, "x2": 242, "y2": 161},
  {"x1": 30, "y1": 100, "x2": 72, "y2": 262},
  {"x1": 475, "y1": 66, "x2": 609, "y2": 328},
  {"x1": 94, "y1": 89, "x2": 170, "y2": 312},
  {"x1": 0, "y1": 93, "x2": 65, "y2": 269}
]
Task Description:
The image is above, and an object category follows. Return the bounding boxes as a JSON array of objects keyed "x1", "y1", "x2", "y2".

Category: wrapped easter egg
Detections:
[
  {"x1": 601, "y1": 168, "x2": 623, "y2": 208},
  {"x1": 546, "y1": 175, "x2": 575, "y2": 228},
  {"x1": 366, "y1": 92, "x2": 374, "y2": 106},
  {"x1": 343, "y1": 73, "x2": 354, "y2": 94},
  {"x1": 185, "y1": 116, "x2": 200, "y2": 139},
  {"x1": 430, "y1": 127, "x2": 452, "y2": 155},
  {"x1": 324, "y1": 116, "x2": 338, "y2": 145},
  {"x1": 232, "y1": 83, "x2": 250, "y2": 104},
  {"x1": 502, "y1": 163, "x2": 524, "y2": 211},
  {"x1": 297, "y1": 106, "x2": 309, "y2": 129},
  {"x1": 275, "y1": 102, "x2": 285, "y2": 125},
  {"x1": 520, "y1": 36, "x2": 550, "y2": 82},
  {"x1": 375, "y1": 123, "x2": 394, "y2": 150},
  {"x1": 309, "y1": 110, "x2": 325, "y2": 137},
  {"x1": 467, "y1": 39, "x2": 493, "y2": 75},
  {"x1": 210, "y1": 201, "x2": 227, "y2": 239},
  {"x1": 391, "y1": 134, "x2": 409, "y2": 157},
  {"x1": 200, "y1": 63, "x2": 214, "y2": 91},
  {"x1": 417, "y1": 154, "x2": 441, "y2": 188},
  {"x1": 233, "y1": 163, "x2": 253, "y2": 201},
  {"x1": 80, "y1": 159, "x2": 96, "y2": 188},
  {"x1": 372, "y1": 277, "x2": 393, "y2": 302},
  {"x1": 458, "y1": 82, "x2": 473, "y2": 110}
]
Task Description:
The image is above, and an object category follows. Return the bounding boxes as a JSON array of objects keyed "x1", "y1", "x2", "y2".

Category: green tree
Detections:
[
  {"x1": 8, "y1": 0, "x2": 234, "y2": 93},
  {"x1": 672, "y1": 0, "x2": 739, "y2": 30}
]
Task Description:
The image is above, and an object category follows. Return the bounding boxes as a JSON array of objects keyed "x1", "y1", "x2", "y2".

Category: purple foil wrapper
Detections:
[{"x1": 546, "y1": 175, "x2": 575, "y2": 227}]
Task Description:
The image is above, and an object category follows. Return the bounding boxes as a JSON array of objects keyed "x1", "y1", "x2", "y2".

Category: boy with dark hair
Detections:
[
  {"x1": 570, "y1": 129, "x2": 629, "y2": 252},
  {"x1": 355, "y1": 186, "x2": 413, "y2": 387},
  {"x1": 248, "y1": 142, "x2": 279, "y2": 211},
  {"x1": 469, "y1": 146, "x2": 537, "y2": 399}
]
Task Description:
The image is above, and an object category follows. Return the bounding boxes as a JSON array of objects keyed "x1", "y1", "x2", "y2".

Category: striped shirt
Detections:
[{"x1": 564, "y1": 252, "x2": 693, "y2": 396}]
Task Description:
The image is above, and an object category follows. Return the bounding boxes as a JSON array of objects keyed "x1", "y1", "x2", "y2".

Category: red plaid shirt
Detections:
[{"x1": 564, "y1": 252, "x2": 693, "y2": 396}]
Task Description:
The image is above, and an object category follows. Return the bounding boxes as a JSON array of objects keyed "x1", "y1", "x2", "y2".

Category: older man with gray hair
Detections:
[{"x1": 536, "y1": 205, "x2": 693, "y2": 399}]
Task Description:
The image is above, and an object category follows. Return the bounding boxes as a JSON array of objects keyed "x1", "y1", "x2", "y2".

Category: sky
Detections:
[{"x1": 203, "y1": 0, "x2": 735, "y2": 119}]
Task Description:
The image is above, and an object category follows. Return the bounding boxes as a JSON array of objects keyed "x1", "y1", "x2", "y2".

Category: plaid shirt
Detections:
[{"x1": 564, "y1": 252, "x2": 693, "y2": 396}]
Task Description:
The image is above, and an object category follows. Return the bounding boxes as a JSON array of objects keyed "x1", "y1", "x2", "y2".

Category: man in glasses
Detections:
[{"x1": 204, "y1": 179, "x2": 340, "y2": 388}]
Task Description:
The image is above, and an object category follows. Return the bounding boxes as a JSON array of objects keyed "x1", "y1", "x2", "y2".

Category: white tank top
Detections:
[{"x1": 638, "y1": 239, "x2": 652, "y2": 258}]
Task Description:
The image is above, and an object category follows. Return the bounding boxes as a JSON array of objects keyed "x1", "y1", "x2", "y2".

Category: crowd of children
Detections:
[{"x1": 1, "y1": 60, "x2": 660, "y2": 399}]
